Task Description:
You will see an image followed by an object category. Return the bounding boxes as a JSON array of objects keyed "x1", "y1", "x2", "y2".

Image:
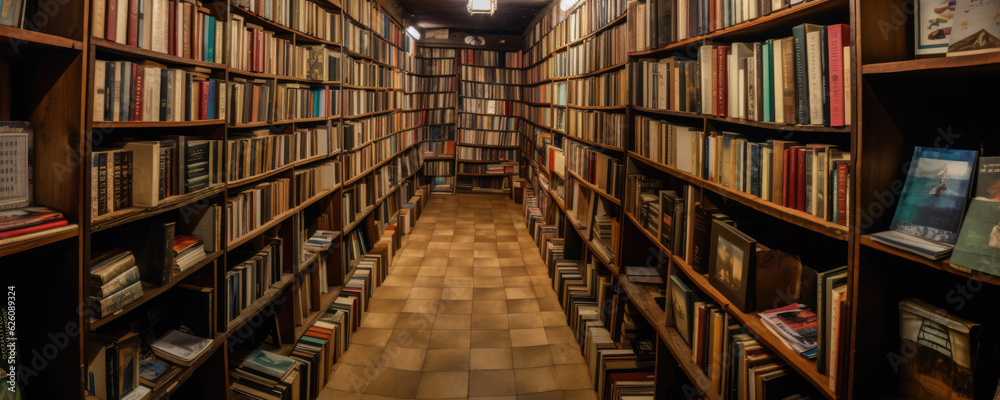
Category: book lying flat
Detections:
[{"x1": 150, "y1": 330, "x2": 214, "y2": 366}]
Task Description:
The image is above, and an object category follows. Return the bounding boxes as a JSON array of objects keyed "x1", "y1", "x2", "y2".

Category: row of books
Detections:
[
  {"x1": 633, "y1": 24, "x2": 852, "y2": 127},
  {"x1": 679, "y1": 0, "x2": 816, "y2": 44},
  {"x1": 420, "y1": 140, "x2": 454, "y2": 157},
  {"x1": 224, "y1": 239, "x2": 285, "y2": 324},
  {"x1": 343, "y1": 0, "x2": 409, "y2": 50},
  {"x1": 568, "y1": 68, "x2": 627, "y2": 107},
  {"x1": 89, "y1": 329, "x2": 215, "y2": 400},
  {"x1": 627, "y1": 0, "x2": 670, "y2": 53},
  {"x1": 92, "y1": 137, "x2": 224, "y2": 218},
  {"x1": 458, "y1": 114, "x2": 519, "y2": 132},
  {"x1": 304, "y1": 46, "x2": 343, "y2": 82},
  {"x1": 91, "y1": 0, "x2": 222, "y2": 64},
  {"x1": 459, "y1": 65, "x2": 522, "y2": 85},
  {"x1": 343, "y1": 164, "x2": 400, "y2": 225},
  {"x1": 292, "y1": 160, "x2": 341, "y2": 204},
  {"x1": 457, "y1": 49, "x2": 523, "y2": 68},
  {"x1": 562, "y1": 141, "x2": 625, "y2": 198},
  {"x1": 226, "y1": 178, "x2": 291, "y2": 244},
  {"x1": 633, "y1": 117, "x2": 850, "y2": 223},
  {"x1": 522, "y1": 82, "x2": 552, "y2": 104},
  {"x1": 403, "y1": 93, "x2": 456, "y2": 109},
  {"x1": 429, "y1": 176, "x2": 453, "y2": 192},
  {"x1": 460, "y1": 82, "x2": 522, "y2": 101},
  {"x1": 414, "y1": 58, "x2": 455, "y2": 76},
  {"x1": 455, "y1": 176, "x2": 511, "y2": 192},
  {"x1": 274, "y1": 84, "x2": 341, "y2": 121},
  {"x1": 419, "y1": 124, "x2": 455, "y2": 141},
  {"x1": 525, "y1": 54, "x2": 561, "y2": 85},
  {"x1": 343, "y1": 129, "x2": 417, "y2": 179},
  {"x1": 424, "y1": 161, "x2": 453, "y2": 176},
  {"x1": 345, "y1": 56, "x2": 403, "y2": 88},
  {"x1": 226, "y1": 132, "x2": 294, "y2": 182},
  {"x1": 344, "y1": 22, "x2": 410, "y2": 70},
  {"x1": 289, "y1": 0, "x2": 343, "y2": 43},
  {"x1": 459, "y1": 130, "x2": 519, "y2": 147},
  {"x1": 565, "y1": 108, "x2": 625, "y2": 148},
  {"x1": 400, "y1": 109, "x2": 456, "y2": 126},
  {"x1": 456, "y1": 147, "x2": 518, "y2": 162},
  {"x1": 415, "y1": 47, "x2": 455, "y2": 58},
  {"x1": 461, "y1": 99, "x2": 518, "y2": 116},
  {"x1": 93, "y1": 60, "x2": 225, "y2": 122},
  {"x1": 343, "y1": 88, "x2": 401, "y2": 116},
  {"x1": 562, "y1": 0, "x2": 628, "y2": 44},
  {"x1": 342, "y1": 113, "x2": 410, "y2": 150},
  {"x1": 404, "y1": 75, "x2": 455, "y2": 93},
  {"x1": 229, "y1": 349, "x2": 303, "y2": 400},
  {"x1": 458, "y1": 163, "x2": 517, "y2": 175},
  {"x1": 566, "y1": 22, "x2": 628, "y2": 77},
  {"x1": 229, "y1": 78, "x2": 274, "y2": 125},
  {"x1": 522, "y1": 104, "x2": 553, "y2": 128},
  {"x1": 228, "y1": 15, "x2": 309, "y2": 78}
]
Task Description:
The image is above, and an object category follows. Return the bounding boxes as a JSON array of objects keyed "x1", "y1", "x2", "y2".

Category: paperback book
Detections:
[{"x1": 950, "y1": 156, "x2": 1000, "y2": 274}]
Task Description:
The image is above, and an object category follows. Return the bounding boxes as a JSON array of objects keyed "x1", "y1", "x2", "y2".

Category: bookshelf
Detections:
[
  {"x1": 411, "y1": 46, "x2": 459, "y2": 194},
  {"x1": 518, "y1": 0, "x2": 855, "y2": 399}
]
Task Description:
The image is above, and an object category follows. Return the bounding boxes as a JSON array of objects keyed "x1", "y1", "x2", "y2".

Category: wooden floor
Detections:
[{"x1": 319, "y1": 193, "x2": 598, "y2": 400}]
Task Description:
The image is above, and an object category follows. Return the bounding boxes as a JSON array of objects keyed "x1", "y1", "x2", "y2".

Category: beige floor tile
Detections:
[
  {"x1": 418, "y1": 266, "x2": 448, "y2": 277},
  {"x1": 475, "y1": 258, "x2": 501, "y2": 267},
  {"x1": 505, "y1": 287, "x2": 536, "y2": 299},
  {"x1": 469, "y1": 370, "x2": 518, "y2": 396},
  {"x1": 340, "y1": 344, "x2": 385, "y2": 367},
  {"x1": 507, "y1": 299, "x2": 541, "y2": 313},
  {"x1": 428, "y1": 329, "x2": 472, "y2": 349},
  {"x1": 512, "y1": 345, "x2": 554, "y2": 368},
  {"x1": 381, "y1": 275, "x2": 416, "y2": 287},
  {"x1": 364, "y1": 368, "x2": 422, "y2": 398},
  {"x1": 328, "y1": 364, "x2": 371, "y2": 392},
  {"x1": 409, "y1": 287, "x2": 443, "y2": 299},
  {"x1": 413, "y1": 276, "x2": 448, "y2": 287},
  {"x1": 554, "y1": 364, "x2": 592, "y2": 390},
  {"x1": 441, "y1": 287, "x2": 474, "y2": 301},
  {"x1": 470, "y1": 329, "x2": 512, "y2": 348},
  {"x1": 433, "y1": 313, "x2": 472, "y2": 329},
  {"x1": 375, "y1": 287, "x2": 411, "y2": 300},
  {"x1": 510, "y1": 328, "x2": 549, "y2": 347},
  {"x1": 517, "y1": 391, "x2": 565, "y2": 400},
  {"x1": 443, "y1": 276, "x2": 475, "y2": 288},
  {"x1": 472, "y1": 313, "x2": 510, "y2": 330},
  {"x1": 515, "y1": 366, "x2": 561, "y2": 394},
  {"x1": 402, "y1": 299, "x2": 441, "y2": 314},
  {"x1": 380, "y1": 346, "x2": 426, "y2": 371},
  {"x1": 473, "y1": 300, "x2": 509, "y2": 314},
  {"x1": 475, "y1": 267, "x2": 503, "y2": 277},
  {"x1": 474, "y1": 288, "x2": 506, "y2": 300},
  {"x1": 445, "y1": 266, "x2": 474, "y2": 277},
  {"x1": 540, "y1": 312, "x2": 567, "y2": 327},
  {"x1": 470, "y1": 347, "x2": 514, "y2": 370},
  {"x1": 560, "y1": 390, "x2": 597, "y2": 400},
  {"x1": 394, "y1": 313, "x2": 436, "y2": 330},
  {"x1": 368, "y1": 299, "x2": 406, "y2": 313},
  {"x1": 508, "y1": 313, "x2": 544, "y2": 329},
  {"x1": 391, "y1": 266, "x2": 420, "y2": 276},
  {"x1": 361, "y1": 313, "x2": 400, "y2": 329},
  {"x1": 475, "y1": 276, "x2": 505, "y2": 288},
  {"x1": 422, "y1": 348, "x2": 471, "y2": 371},
  {"x1": 352, "y1": 328, "x2": 394, "y2": 347},
  {"x1": 317, "y1": 388, "x2": 363, "y2": 400},
  {"x1": 387, "y1": 328, "x2": 432, "y2": 349},
  {"x1": 549, "y1": 344, "x2": 586, "y2": 365},
  {"x1": 544, "y1": 326, "x2": 577, "y2": 344}
]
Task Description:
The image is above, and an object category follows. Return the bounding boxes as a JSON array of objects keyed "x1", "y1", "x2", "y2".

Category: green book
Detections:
[{"x1": 763, "y1": 39, "x2": 774, "y2": 122}]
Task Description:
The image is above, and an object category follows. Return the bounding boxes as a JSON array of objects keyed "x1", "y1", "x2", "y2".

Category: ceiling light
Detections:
[
  {"x1": 560, "y1": 0, "x2": 581, "y2": 11},
  {"x1": 406, "y1": 26, "x2": 421, "y2": 40},
  {"x1": 468, "y1": 0, "x2": 497, "y2": 15}
]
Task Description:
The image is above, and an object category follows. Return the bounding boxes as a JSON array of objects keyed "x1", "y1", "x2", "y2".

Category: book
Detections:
[
  {"x1": 669, "y1": 274, "x2": 693, "y2": 345},
  {"x1": 947, "y1": 0, "x2": 1000, "y2": 56},
  {"x1": 950, "y1": 156, "x2": 1000, "y2": 274},
  {"x1": 916, "y1": 0, "x2": 956, "y2": 56},
  {"x1": 150, "y1": 329, "x2": 213, "y2": 366},
  {"x1": 899, "y1": 298, "x2": 981, "y2": 400},
  {"x1": 871, "y1": 147, "x2": 978, "y2": 259},
  {"x1": 138, "y1": 357, "x2": 180, "y2": 391},
  {"x1": 90, "y1": 280, "x2": 144, "y2": 318},
  {"x1": 0, "y1": 207, "x2": 63, "y2": 233},
  {"x1": 759, "y1": 303, "x2": 818, "y2": 357}
]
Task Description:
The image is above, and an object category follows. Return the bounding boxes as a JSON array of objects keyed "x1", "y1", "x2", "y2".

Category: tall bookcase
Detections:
[
  {"x1": 411, "y1": 46, "x2": 459, "y2": 194},
  {"x1": 0, "y1": 0, "x2": 426, "y2": 398},
  {"x1": 455, "y1": 48, "x2": 523, "y2": 198},
  {"x1": 518, "y1": 0, "x2": 856, "y2": 399}
]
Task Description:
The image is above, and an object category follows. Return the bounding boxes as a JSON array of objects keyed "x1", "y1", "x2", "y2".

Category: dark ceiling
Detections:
[{"x1": 393, "y1": 0, "x2": 552, "y2": 35}]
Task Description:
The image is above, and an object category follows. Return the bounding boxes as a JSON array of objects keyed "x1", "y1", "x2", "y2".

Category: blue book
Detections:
[
  {"x1": 763, "y1": 40, "x2": 773, "y2": 122},
  {"x1": 749, "y1": 143, "x2": 761, "y2": 198},
  {"x1": 207, "y1": 79, "x2": 217, "y2": 120}
]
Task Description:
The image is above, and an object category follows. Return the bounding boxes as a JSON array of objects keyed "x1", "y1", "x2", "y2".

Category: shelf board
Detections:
[
  {"x1": 92, "y1": 119, "x2": 226, "y2": 128},
  {"x1": 343, "y1": 171, "x2": 419, "y2": 232},
  {"x1": 859, "y1": 235, "x2": 1000, "y2": 286},
  {"x1": 423, "y1": 156, "x2": 456, "y2": 161},
  {"x1": 628, "y1": 152, "x2": 849, "y2": 241},
  {"x1": 862, "y1": 52, "x2": 1000, "y2": 75},
  {"x1": 457, "y1": 142, "x2": 520, "y2": 149},
  {"x1": 149, "y1": 332, "x2": 227, "y2": 400},
  {"x1": 566, "y1": 169, "x2": 621, "y2": 205},
  {"x1": 520, "y1": 117, "x2": 552, "y2": 131},
  {"x1": 90, "y1": 250, "x2": 222, "y2": 330},
  {"x1": 457, "y1": 172, "x2": 516, "y2": 177},
  {"x1": 554, "y1": 132, "x2": 624, "y2": 153},
  {"x1": 561, "y1": 61, "x2": 629, "y2": 80},
  {"x1": 665, "y1": 243, "x2": 836, "y2": 399},
  {"x1": 617, "y1": 274, "x2": 720, "y2": 400},
  {"x1": 91, "y1": 186, "x2": 226, "y2": 233},
  {"x1": 343, "y1": 83, "x2": 400, "y2": 91},
  {"x1": 627, "y1": 0, "x2": 847, "y2": 57},
  {"x1": 91, "y1": 38, "x2": 221, "y2": 68},
  {"x1": 273, "y1": 116, "x2": 334, "y2": 125},
  {"x1": 343, "y1": 108, "x2": 402, "y2": 119},
  {"x1": 343, "y1": 48, "x2": 402, "y2": 70},
  {"x1": 225, "y1": 272, "x2": 298, "y2": 335},
  {"x1": 632, "y1": 106, "x2": 850, "y2": 132},
  {"x1": 0, "y1": 224, "x2": 79, "y2": 258},
  {"x1": 520, "y1": 101, "x2": 551, "y2": 107},
  {"x1": 457, "y1": 159, "x2": 517, "y2": 164},
  {"x1": 567, "y1": 104, "x2": 627, "y2": 111},
  {"x1": 227, "y1": 164, "x2": 296, "y2": 189},
  {"x1": 229, "y1": 120, "x2": 278, "y2": 129},
  {"x1": 541, "y1": 187, "x2": 618, "y2": 273}
]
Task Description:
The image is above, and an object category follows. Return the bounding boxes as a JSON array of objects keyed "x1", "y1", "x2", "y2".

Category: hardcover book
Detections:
[
  {"x1": 669, "y1": 274, "x2": 693, "y2": 345},
  {"x1": 947, "y1": 0, "x2": 1000, "y2": 57},
  {"x1": 950, "y1": 157, "x2": 1000, "y2": 274},
  {"x1": 899, "y1": 298, "x2": 980, "y2": 400},
  {"x1": 870, "y1": 147, "x2": 978, "y2": 259},
  {"x1": 916, "y1": 0, "x2": 957, "y2": 55}
]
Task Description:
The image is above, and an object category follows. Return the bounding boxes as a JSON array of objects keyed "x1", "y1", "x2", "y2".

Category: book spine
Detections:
[
  {"x1": 91, "y1": 253, "x2": 137, "y2": 285},
  {"x1": 796, "y1": 149, "x2": 806, "y2": 212},
  {"x1": 91, "y1": 266, "x2": 140, "y2": 298},
  {"x1": 716, "y1": 46, "x2": 728, "y2": 117},
  {"x1": 91, "y1": 281, "x2": 143, "y2": 318},
  {"x1": 792, "y1": 25, "x2": 810, "y2": 124},
  {"x1": 782, "y1": 148, "x2": 791, "y2": 208},
  {"x1": 127, "y1": 0, "x2": 139, "y2": 46},
  {"x1": 819, "y1": 28, "x2": 830, "y2": 126},
  {"x1": 781, "y1": 38, "x2": 796, "y2": 124},
  {"x1": 828, "y1": 25, "x2": 845, "y2": 127},
  {"x1": 133, "y1": 63, "x2": 144, "y2": 121},
  {"x1": 837, "y1": 162, "x2": 847, "y2": 225},
  {"x1": 112, "y1": 151, "x2": 124, "y2": 212}
]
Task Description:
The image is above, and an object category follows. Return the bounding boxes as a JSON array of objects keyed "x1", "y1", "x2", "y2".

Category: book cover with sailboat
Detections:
[{"x1": 871, "y1": 147, "x2": 977, "y2": 259}]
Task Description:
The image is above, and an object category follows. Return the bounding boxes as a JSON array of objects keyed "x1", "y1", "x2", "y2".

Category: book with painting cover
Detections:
[
  {"x1": 871, "y1": 147, "x2": 978, "y2": 259},
  {"x1": 950, "y1": 157, "x2": 1000, "y2": 274},
  {"x1": 947, "y1": 0, "x2": 1000, "y2": 57}
]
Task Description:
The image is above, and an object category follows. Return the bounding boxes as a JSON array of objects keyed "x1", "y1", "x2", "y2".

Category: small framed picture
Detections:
[
  {"x1": 708, "y1": 220, "x2": 757, "y2": 312},
  {"x1": 915, "y1": 0, "x2": 956, "y2": 56}
]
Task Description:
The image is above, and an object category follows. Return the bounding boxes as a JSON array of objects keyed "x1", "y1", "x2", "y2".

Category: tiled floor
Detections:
[{"x1": 320, "y1": 194, "x2": 597, "y2": 400}]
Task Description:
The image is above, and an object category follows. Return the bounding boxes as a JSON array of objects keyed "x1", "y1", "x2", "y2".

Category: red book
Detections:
[
  {"x1": 827, "y1": 24, "x2": 850, "y2": 127},
  {"x1": 127, "y1": 0, "x2": 139, "y2": 46},
  {"x1": 796, "y1": 148, "x2": 807, "y2": 212},
  {"x1": 709, "y1": 0, "x2": 717, "y2": 32},
  {"x1": 133, "y1": 63, "x2": 144, "y2": 121},
  {"x1": 0, "y1": 220, "x2": 69, "y2": 240},
  {"x1": 715, "y1": 0, "x2": 723, "y2": 31},
  {"x1": 0, "y1": 207, "x2": 64, "y2": 232},
  {"x1": 837, "y1": 162, "x2": 848, "y2": 225},
  {"x1": 199, "y1": 80, "x2": 209, "y2": 120},
  {"x1": 783, "y1": 148, "x2": 792, "y2": 208},
  {"x1": 167, "y1": 0, "x2": 176, "y2": 55},
  {"x1": 715, "y1": 46, "x2": 729, "y2": 117},
  {"x1": 106, "y1": 0, "x2": 117, "y2": 42}
]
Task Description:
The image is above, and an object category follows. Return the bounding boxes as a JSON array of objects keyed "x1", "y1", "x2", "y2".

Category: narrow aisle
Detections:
[{"x1": 320, "y1": 193, "x2": 598, "y2": 400}]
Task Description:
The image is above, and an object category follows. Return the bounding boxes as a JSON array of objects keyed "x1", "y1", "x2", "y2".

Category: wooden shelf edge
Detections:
[
  {"x1": 92, "y1": 119, "x2": 226, "y2": 128},
  {"x1": 862, "y1": 52, "x2": 1000, "y2": 75},
  {"x1": 91, "y1": 186, "x2": 227, "y2": 233},
  {"x1": 224, "y1": 272, "x2": 298, "y2": 336},
  {"x1": 566, "y1": 169, "x2": 622, "y2": 205},
  {"x1": 631, "y1": 106, "x2": 850, "y2": 133},
  {"x1": 628, "y1": 152, "x2": 849, "y2": 241},
  {"x1": 91, "y1": 38, "x2": 221, "y2": 68},
  {"x1": 0, "y1": 224, "x2": 79, "y2": 258},
  {"x1": 858, "y1": 235, "x2": 1000, "y2": 286}
]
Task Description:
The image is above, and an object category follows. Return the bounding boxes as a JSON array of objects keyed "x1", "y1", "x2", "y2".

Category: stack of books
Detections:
[
  {"x1": 230, "y1": 349, "x2": 302, "y2": 400},
  {"x1": 172, "y1": 235, "x2": 207, "y2": 273},
  {"x1": 150, "y1": 329, "x2": 214, "y2": 366},
  {"x1": 89, "y1": 250, "x2": 144, "y2": 319},
  {"x1": 0, "y1": 207, "x2": 73, "y2": 245},
  {"x1": 759, "y1": 303, "x2": 818, "y2": 358}
]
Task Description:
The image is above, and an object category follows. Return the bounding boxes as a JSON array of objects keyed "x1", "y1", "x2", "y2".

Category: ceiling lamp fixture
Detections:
[
  {"x1": 406, "y1": 26, "x2": 422, "y2": 40},
  {"x1": 467, "y1": 0, "x2": 497, "y2": 15},
  {"x1": 560, "y1": 0, "x2": 581, "y2": 11}
]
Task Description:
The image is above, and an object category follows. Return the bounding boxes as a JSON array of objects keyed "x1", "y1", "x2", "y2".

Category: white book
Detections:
[
  {"x1": 699, "y1": 46, "x2": 714, "y2": 115},
  {"x1": 94, "y1": 61, "x2": 106, "y2": 122},
  {"x1": 772, "y1": 39, "x2": 785, "y2": 124},
  {"x1": 151, "y1": 0, "x2": 167, "y2": 53}
]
